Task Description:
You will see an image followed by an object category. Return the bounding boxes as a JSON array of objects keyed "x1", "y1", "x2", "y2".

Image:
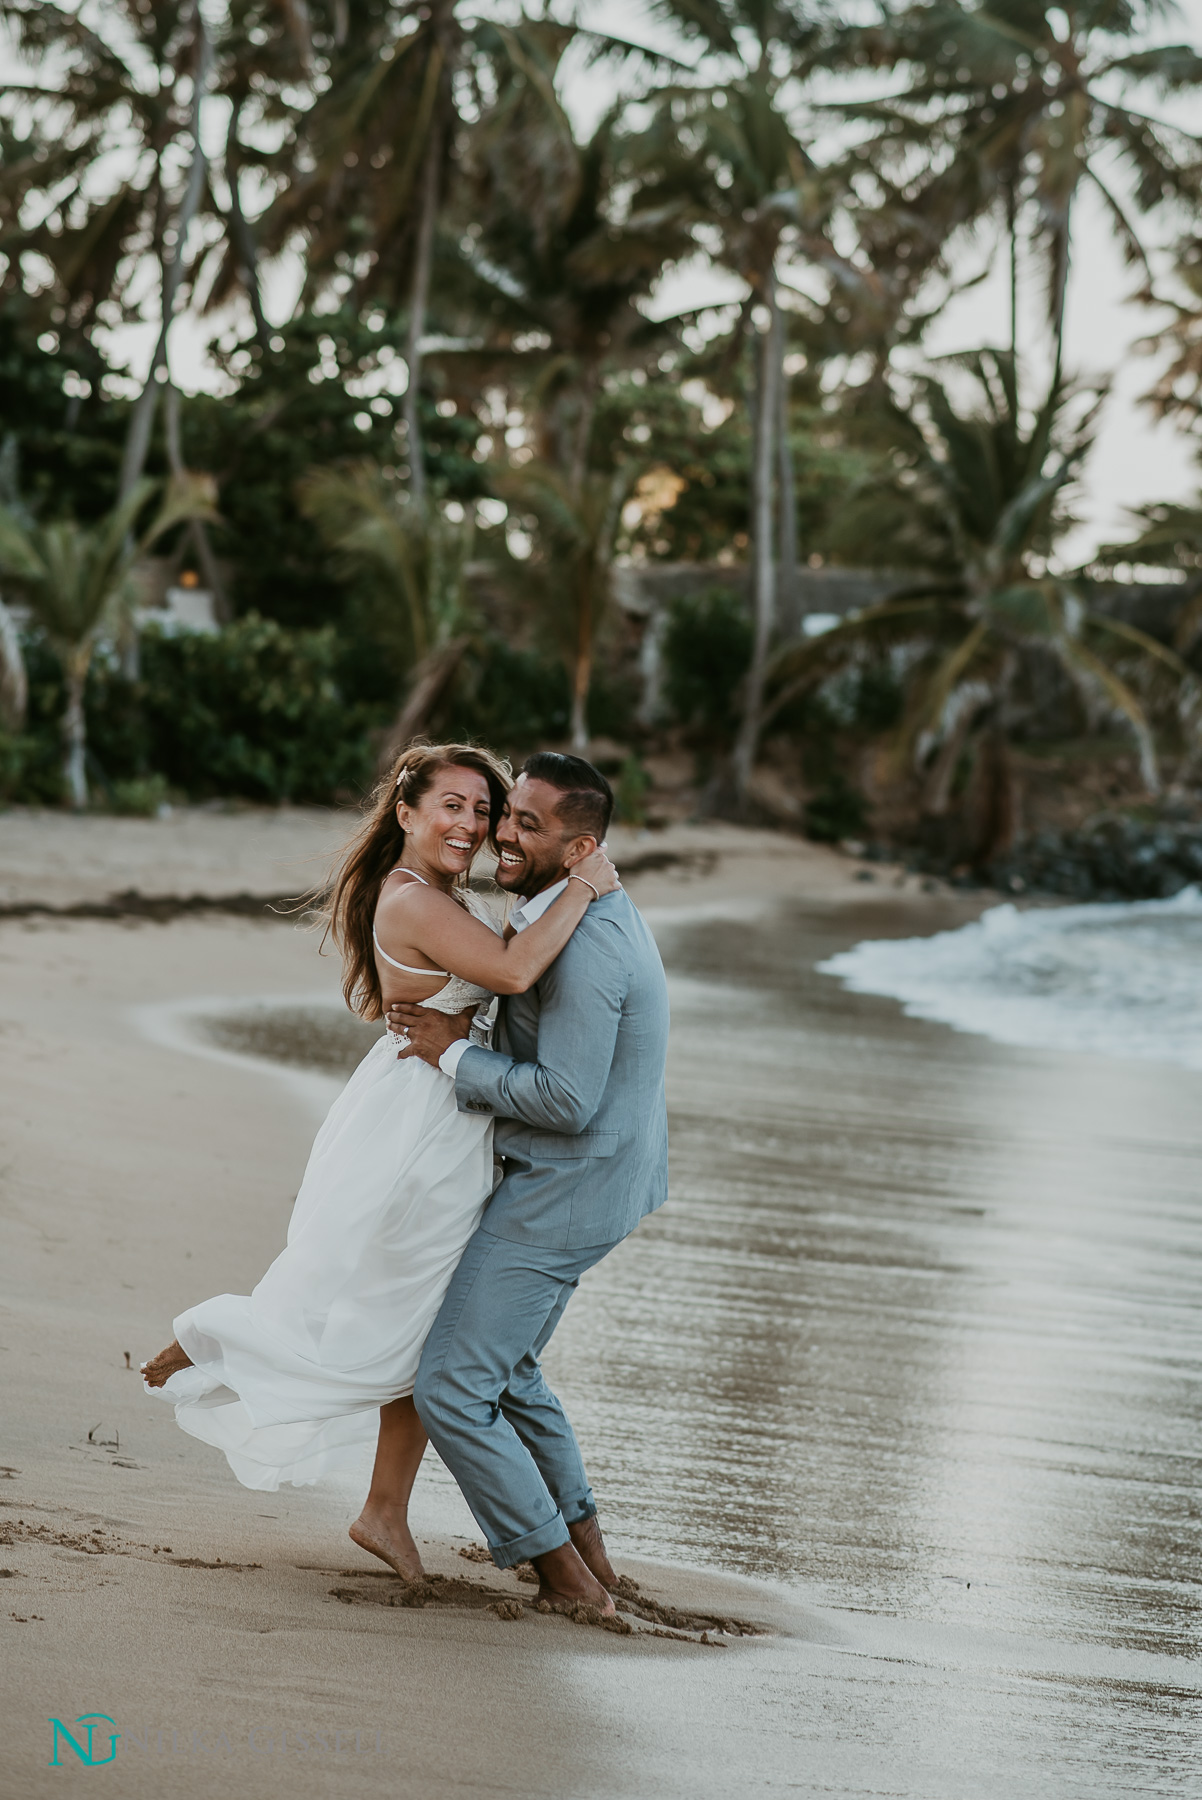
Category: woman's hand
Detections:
[{"x1": 568, "y1": 843, "x2": 621, "y2": 897}]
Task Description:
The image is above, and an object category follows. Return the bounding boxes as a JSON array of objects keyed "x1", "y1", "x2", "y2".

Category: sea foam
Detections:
[{"x1": 818, "y1": 887, "x2": 1202, "y2": 1072}]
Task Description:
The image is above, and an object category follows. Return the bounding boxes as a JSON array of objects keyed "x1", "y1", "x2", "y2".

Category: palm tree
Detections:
[
  {"x1": 492, "y1": 461, "x2": 635, "y2": 751},
  {"x1": 762, "y1": 351, "x2": 1193, "y2": 857},
  {"x1": 428, "y1": 18, "x2": 692, "y2": 741},
  {"x1": 1096, "y1": 493, "x2": 1202, "y2": 663},
  {"x1": 255, "y1": 0, "x2": 464, "y2": 505},
  {"x1": 198, "y1": 0, "x2": 319, "y2": 352},
  {"x1": 0, "y1": 0, "x2": 162, "y2": 354},
  {"x1": 0, "y1": 476, "x2": 215, "y2": 806},
  {"x1": 296, "y1": 461, "x2": 475, "y2": 761},
  {"x1": 684, "y1": 79, "x2": 818, "y2": 802},
  {"x1": 833, "y1": 1, "x2": 1202, "y2": 379},
  {"x1": 448, "y1": 21, "x2": 692, "y2": 471},
  {"x1": 0, "y1": 0, "x2": 221, "y2": 495},
  {"x1": 634, "y1": 3, "x2": 838, "y2": 805},
  {"x1": 1140, "y1": 233, "x2": 1202, "y2": 428},
  {"x1": 0, "y1": 0, "x2": 345, "y2": 493},
  {"x1": 118, "y1": 1, "x2": 213, "y2": 502}
]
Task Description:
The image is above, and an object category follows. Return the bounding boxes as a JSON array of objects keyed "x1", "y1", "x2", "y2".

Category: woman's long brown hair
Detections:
[{"x1": 319, "y1": 742, "x2": 513, "y2": 1020}]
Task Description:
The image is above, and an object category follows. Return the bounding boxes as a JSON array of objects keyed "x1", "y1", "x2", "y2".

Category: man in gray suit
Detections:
[{"x1": 388, "y1": 752, "x2": 669, "y2": 1616}]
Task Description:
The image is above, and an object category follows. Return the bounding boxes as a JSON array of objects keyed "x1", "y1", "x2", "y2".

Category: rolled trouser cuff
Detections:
[{"x1": 489, "y1": 1512, "x2": 570, "y2": 1569}]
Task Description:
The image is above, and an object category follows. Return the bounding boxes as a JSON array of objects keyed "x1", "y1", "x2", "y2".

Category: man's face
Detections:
[{"x1": 494, "y1": 775, "x2": 574, "y2": 894}]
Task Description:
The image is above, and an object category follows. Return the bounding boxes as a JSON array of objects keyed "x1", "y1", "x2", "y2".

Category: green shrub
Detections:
[
  {"x1": 662, "y1": 588, "x2": 751, "y2": 740},
  {"x1": 0, "y1": 729, "x2": 25, "y2": 803},
  {"x1": 439, "y1": 631, "x2": 638, "y2": 760},
  {"x1": 108, "y1": 773, "x2": 173, "y2": 816},
  {"x1": 803, "y1": 770, "x2": 869, "y2": 843},
  {"x1": 139, "y1": 615, "x2": 379, "y2": 803},
  {"x1": 7, "y1": 615, "x2": 641, "y2": 809},
  {"x1": 614, "y1": 754, "x2": 650, "y2": 825},
  {"x1": 5, "y1": 634, "x2": 68, "y2": 803},
  {"x1": 440, "y1": 634, "x2": 571, "y2": 753}
]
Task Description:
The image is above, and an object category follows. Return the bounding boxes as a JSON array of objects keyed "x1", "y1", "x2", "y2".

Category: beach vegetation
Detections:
[
  {"x1": 297, "y1": 461, "x2": 477, "y2": 762},
  {"x1": 0, "y1": 475, "x2": 215, "y2": 808},
  {"x1": 125, "y1": 615, "x2": 379, "y2": 806},
  {"x1": 761, "y1": 351, "x2": 1197, "y2": 860},
  {"x1": 0, "y1": 0, "x2": 1200, "y2": 862},
  {"x1": 662, "y1": 588, "x2": 753, "y2": 746}
]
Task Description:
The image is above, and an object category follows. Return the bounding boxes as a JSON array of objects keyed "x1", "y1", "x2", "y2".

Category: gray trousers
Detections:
[{"x1": 413, "y1": 1226, "x2": 616, "y2": 1567}]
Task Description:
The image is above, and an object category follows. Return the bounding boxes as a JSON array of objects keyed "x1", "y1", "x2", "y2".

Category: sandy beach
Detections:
[{"x1": 2, "y1": 807, "x2": 1200, "y2": 1798}]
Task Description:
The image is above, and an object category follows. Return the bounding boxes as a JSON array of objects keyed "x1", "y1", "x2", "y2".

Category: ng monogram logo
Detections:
[{"x1": 48, "y1": 1714, "x2": 119, "y2": 1767}]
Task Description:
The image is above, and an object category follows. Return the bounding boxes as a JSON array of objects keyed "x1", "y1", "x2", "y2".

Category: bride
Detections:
[{"x1": 142, "y1": 741, "x2": 618, "y2": 1580}]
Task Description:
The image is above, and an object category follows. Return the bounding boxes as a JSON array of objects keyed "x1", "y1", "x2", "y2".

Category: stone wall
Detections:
[
  {"x1": 613, "y1": 561, "x2": 1199, "y2": 732},
  {"x1": 613, "y1": 561, "x2": 1198, "y2": 637}
]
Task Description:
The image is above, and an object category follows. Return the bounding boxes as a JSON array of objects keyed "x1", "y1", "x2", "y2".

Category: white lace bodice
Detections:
[
  {"x1": 383, "y1": 885, "x2": 505, "y2": 1050},
  {"x1": 418, "y1": 971, "x2": 494, "y2": 1017}
]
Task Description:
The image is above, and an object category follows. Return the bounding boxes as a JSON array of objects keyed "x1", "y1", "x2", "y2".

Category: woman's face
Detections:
[{"x1": 398, "y1": 765, "x2": 493, "y2": 877}]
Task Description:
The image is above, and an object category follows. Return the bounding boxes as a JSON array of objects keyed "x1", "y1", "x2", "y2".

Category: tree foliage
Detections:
[{"x1": 0, "y1": 0, "x2": 1200, "y2": 824}]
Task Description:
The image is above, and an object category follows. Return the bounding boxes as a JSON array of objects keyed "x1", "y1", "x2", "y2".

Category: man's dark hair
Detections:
[{"x1": 522, "y1": 751, "x2": 614, "y2": 841}]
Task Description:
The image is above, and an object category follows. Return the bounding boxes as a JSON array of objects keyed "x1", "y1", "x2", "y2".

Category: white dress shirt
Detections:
[{"x1": 437, "y1": 879, "x2": 570, "y2": 1078}]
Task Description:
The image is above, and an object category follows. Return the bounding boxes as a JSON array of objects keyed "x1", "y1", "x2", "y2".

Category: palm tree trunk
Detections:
[
  {"x1": 1006, "y1": 176, "x2": 1018, "y2": 365},
  {"x1": 377, "y1": 634, "x2": 470, "y2": 771},
  {"x1": 570, "y1": 568, "x2": 593, "y2": 752},
  {"x1": 61, "y1": 648, "x2": 90, "y2": 810},
  {"x1": 567, "y1": 469, "x2": 625, "y2": 753},
  {"x1": 776, "y1": 347, "x2": 799, "y2": 638},
  {"x1": 973, "y1": 722, "x2": 1020, "y2": 864},
  {"x1": 921, "y1": 698, "x2": 985, "y2": 817},
  {"x1": 568, "y1": 367, "x2": 599, "y2": 499},
  {"x1": 403, "y1": 113, "x2": 443, "y2": 512},
  {"x1": 731, "y1": 266, "x2": 781, "y2": 805},
  {"x1": 1050, "y1": 197, "x2": 1071, "y2": 391},
  {"x1": 0, "y1": 597, "x2": 27, "y2": 731},
  {"x1": 118, "y1": 8, "x2": 211, "y2": 504},
  {"x1": 635, "y1": 598, "x2": 667, "y2": 729},
  {"x1": 163, "y1": 383, "x2": 227, "y2": 616},
  {"x1": 225, "y1": 100, "x2": 271, "y2": 352}
]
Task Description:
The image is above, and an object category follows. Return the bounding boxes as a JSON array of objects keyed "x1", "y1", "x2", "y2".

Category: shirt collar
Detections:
[{"x1": 510, "y1": 877, "x2": 569, "y2": 933}]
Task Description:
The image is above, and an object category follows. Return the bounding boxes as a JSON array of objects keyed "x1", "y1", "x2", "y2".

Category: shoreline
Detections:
[
  {"x1": 3, "y1": 811, "x2": 1198, "y2": 1798},
  {"x1": 0, "y1": 802, "x2": 959, "y2": 912}
]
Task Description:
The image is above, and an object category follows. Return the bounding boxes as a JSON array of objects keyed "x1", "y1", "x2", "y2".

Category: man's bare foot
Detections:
[
  {"x1": 568, "y1": 1516, "x2": 619, "y2": 1590},
  {"x1": 349, "y1": 1508, "x2": 426, "y2": 1583},
  {"x1": 142, "y1": 1341, "x2": 193, "y2": 1389},
  {"x1": 531, "y1": 1542, "x2": 615, "y2": 1618}
]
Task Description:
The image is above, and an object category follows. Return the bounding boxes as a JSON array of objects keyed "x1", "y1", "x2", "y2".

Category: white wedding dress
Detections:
[{"x1": 149, "y1": 888, "x2": 503, "y2": 1491}]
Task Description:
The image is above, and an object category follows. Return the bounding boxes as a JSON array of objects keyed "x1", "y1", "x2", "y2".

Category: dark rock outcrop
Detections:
[{"x1": 987, "y1": 818, "x2": 1202, "y2": 901}]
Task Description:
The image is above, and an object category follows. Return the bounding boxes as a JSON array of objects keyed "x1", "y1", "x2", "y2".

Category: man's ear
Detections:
[{"x1": 561, "y1": 834, "x2": 599, "y2": 870}]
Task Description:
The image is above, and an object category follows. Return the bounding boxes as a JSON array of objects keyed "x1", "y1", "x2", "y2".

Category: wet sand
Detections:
[{"x1": 1, "y1": 813, "x2": 1200, "y2": 1796}]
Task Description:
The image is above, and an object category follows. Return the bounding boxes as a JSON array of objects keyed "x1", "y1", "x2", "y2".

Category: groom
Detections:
[{"x1": 387, "y1": 751, "x2": 669, "y2": 1616}]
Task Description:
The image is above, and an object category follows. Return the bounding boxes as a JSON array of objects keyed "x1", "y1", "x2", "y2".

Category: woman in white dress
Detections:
[{"x1": 142, "y1": 741, "x2": 618, "y2": 1580}]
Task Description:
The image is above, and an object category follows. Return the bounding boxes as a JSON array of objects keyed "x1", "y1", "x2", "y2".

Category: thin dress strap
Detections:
[
  {"x1": 372, "y1": 929, "x2": 448, "y2": 977},
  {"x1": 375, "y1": 868, "x2": 448, "y2": 976}
]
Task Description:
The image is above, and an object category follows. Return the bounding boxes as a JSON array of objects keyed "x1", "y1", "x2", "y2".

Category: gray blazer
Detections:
[{"x1": 454, "y1": 889, "x2": 670, "y2": 1249}]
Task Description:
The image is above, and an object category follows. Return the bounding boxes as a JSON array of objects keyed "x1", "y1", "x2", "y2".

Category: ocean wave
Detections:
[{"x1": 818, "y1": 887, "x2": 1202, "y2": 1072}]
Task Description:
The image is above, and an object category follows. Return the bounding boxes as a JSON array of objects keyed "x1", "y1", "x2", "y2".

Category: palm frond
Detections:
[{"x1": 1058, "y1": 637, "x2": 1160, "y2": 793}]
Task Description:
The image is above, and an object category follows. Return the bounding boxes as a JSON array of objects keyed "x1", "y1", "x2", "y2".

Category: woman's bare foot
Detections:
[
  {"x1": 349, "y1": 1507, "x2": 426, "y2": 1583},
  {"x1": 142, "y1": 1341, "x2": 193, "y2": 1389},
  {"x1": 531, "y1": 1542, "x2": 615, "y2": 1617},
  {"x1": 568, "y1": 1516, "x2": 618, "y2": 1590}
]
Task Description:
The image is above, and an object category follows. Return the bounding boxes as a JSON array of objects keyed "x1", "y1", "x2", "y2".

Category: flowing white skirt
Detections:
[{"x1": 155, "y1": 1036, "x2": 494, "y2": 1491}]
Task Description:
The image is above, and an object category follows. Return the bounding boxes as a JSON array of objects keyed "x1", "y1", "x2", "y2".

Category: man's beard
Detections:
[{"x1": 495, "y1": 844, "x2": 565, "y2": 895}]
